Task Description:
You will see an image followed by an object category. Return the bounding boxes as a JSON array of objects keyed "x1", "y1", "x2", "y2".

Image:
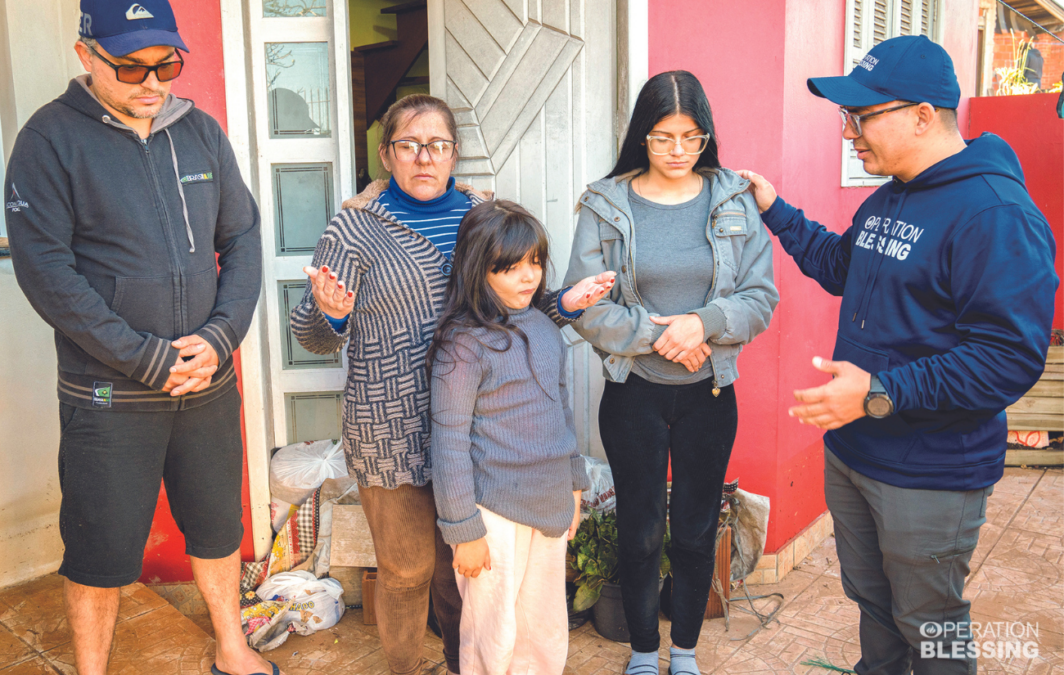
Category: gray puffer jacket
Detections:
[{"x1": 562, "y1": 167, "x2": 778, "y2": 387}]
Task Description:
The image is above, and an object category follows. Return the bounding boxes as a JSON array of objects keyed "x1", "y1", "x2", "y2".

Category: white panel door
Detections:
[
  {"x1": 429, "y1": 0, "x2": 617, "y2": 457},
  {"x1": 247, "y1": 0, "x2": 356, "y2": 449}
]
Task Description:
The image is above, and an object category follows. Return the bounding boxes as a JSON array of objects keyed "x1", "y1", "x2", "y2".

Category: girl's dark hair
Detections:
[
  {"x1": 426, "y1": 200, "x2": 551, "y2": 379},
  {"x1": 608, "y1": 70, "x2": 721, "y2": 177},
  {"x1": 377, "y1": 94, "x2": 459, "y2": 175}
]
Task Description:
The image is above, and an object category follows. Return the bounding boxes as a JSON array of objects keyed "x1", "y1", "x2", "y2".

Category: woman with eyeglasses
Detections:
[
  {"x1": 563, "y1": 71, "x2": 778, "y2": 674},
  {"x1": 290, "y1": 94, "x2": 613, "y2": 675}
]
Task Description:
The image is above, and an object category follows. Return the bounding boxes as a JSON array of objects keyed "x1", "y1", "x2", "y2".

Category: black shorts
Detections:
[{"x1": 57, "y1": 386, "x2": 244, "y2": 588}]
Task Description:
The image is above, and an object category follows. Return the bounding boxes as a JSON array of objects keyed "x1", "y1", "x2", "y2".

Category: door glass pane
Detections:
[
  {"x1": 278, "y1": 280, "x2": 343, "y2": 370},
  {"x1": 263, "y1": 0, "x2": 327, "y2": 18},
  {"x1": 274, "y1": 163, "x2": 333, "y2": 255},
  {"x1": 285, "y1": 391, "x2": 343, "y2": 444},
  {"x1": 266, "y1": 42, "x2": 332, "y2": 138}
]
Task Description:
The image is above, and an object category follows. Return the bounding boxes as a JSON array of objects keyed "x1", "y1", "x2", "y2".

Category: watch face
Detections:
[{"x1": 867, "y1": 395, "x2": 892, "y2": 417}]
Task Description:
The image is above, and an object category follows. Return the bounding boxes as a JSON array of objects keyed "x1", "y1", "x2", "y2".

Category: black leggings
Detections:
[{"x1": 599, "y1": 374, "x2": 737, "y2": 652}]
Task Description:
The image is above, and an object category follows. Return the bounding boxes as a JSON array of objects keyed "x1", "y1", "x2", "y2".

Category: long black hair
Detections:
[
  {"x1": 607, "y1": 70, "x2": 721, "y2": 177},
  {"x1": 426, "y1": 200, "x2": 551, "y2": 379}
]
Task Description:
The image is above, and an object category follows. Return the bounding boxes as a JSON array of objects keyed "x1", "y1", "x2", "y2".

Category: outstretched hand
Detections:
[
  {"x1": 561, "y1": 272, "x2": 616, "y2": 313},
  {"x1": 789, "y1": 356, "x2": 871, "y2": 430},
  {"x1": 736, "y1": 170, "x2": 778, "y2": 214},
  {"x1": 304, "y1": 265, "x2": 355, "y2": 321}
]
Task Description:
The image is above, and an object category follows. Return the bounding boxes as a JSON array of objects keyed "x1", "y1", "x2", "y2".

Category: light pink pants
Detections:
[{"x1": 454, "y1": 506, "x2": 569, "y2": 675}]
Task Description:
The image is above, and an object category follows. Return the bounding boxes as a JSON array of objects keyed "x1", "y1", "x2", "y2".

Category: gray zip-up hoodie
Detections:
[
  {"x1": 563, "y1": 167, "x2": 778, "y2": 387},
  {"x1": 4, "y1": 77, "x2": 261, "y2": 411}
]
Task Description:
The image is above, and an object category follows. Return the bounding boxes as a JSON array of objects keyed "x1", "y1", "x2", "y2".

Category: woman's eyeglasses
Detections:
[
  {"x1": 89, "y1": 45, "x2": 185, "y2": 85},
  {"x1": 389, "y1": 140, "x2": 456, "y2": 162},
  {"x1": 645, "y1": 134, "x2": 710, "y2": 156}
]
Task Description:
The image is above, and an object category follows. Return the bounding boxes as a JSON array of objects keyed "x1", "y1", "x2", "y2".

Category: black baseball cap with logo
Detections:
[{"x1": 78, "y1": 0, "x2": 188, "y2": 57}]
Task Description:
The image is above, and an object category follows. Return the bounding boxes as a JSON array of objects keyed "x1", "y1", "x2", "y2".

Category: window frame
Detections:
[{"x1": 841, "y1": 0, "x2": 944, "y2": 187}]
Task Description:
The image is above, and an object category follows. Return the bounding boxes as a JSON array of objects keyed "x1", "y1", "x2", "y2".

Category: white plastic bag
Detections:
[
  {"x1": 269, "y1": 439, "x2": 347, "y2": 505},
  {"x1": 579, "y1": 456, "x2": 616, "y2": 513},
  {"x1": 255, "y1": 571, "x2": 346, "y2": 632}
]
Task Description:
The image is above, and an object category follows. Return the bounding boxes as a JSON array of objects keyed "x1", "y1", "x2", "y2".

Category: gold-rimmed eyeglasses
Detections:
[{"x1": 645, "y1": 134, "x2": 710, "y2": 156}]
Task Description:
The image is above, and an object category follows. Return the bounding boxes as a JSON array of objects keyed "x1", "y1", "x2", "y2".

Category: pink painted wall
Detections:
[
  {"x1": 970, "y1": 94, "x2": 1063, "y2": 330},
  {"x1": 649, "y1": 0, "x2": 980, "y2": 553}
]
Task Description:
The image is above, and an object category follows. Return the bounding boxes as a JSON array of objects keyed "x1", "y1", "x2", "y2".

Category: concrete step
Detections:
[{"x1": 0, "y1": 574, "x2": 216, "y2": 673}]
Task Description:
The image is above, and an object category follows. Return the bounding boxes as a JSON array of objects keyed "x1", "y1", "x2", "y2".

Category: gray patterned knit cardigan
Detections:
[{"x1": 290, "y1": 180, "x2": 572, "y2": 488}]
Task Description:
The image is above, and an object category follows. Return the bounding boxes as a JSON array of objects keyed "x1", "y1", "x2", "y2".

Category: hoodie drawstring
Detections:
[
  {"x1": 853, "y1": 188, "x2": 909, "y2": 328},
  {"x1": 165, "y1": 129, "x2": 196, "y2": 253}
]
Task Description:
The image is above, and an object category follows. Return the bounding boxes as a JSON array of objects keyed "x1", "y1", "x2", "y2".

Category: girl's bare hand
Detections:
[
  {"x1": 676, "y1": 342, "x2": 713, "y2": 373},
  {"x1": 303, "y1": 265, "x2": 355, "y2": 321},
  {"x1": 650, "y1": 313, "x2": 706, "y2": 362},
  {"x1": 453, "y1": 538, "x2": 492, "y2": 578},
  {"x1": 568, "y1": 491, "x2": 582, "y2": 540}
]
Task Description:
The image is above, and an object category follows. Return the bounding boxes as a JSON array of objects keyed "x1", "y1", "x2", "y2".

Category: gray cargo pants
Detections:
[{"x1": 825, "y1": 449, "x2": 992, "y2": 675}]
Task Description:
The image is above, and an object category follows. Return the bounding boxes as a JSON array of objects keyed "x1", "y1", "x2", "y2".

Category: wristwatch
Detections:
[{"x1": 864, "y1": 374, "x2": 894, "y2": 419}]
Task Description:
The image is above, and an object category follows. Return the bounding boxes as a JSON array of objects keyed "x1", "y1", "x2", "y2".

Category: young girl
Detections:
[{"x1": 428, "y1": 200, "x2": 590, "y2": 674}]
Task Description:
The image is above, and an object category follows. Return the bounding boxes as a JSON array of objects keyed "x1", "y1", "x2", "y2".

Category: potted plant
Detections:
[{"x1": 567, "y1": 511, "x2": 671, "y2": 641}]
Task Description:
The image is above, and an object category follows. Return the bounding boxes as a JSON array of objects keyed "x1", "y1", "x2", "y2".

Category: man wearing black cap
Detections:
[
  {"x1": 4, "y1": 1, "x2": 272, "y2": 674},
  {"x1": 741, "y1": 35, "x2": 1058, "y2": 674}
]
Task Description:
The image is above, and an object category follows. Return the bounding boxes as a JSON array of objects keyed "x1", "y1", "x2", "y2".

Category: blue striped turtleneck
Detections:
[{"x1": 378, "y1": 176, "x2": 471, "y2": 258}]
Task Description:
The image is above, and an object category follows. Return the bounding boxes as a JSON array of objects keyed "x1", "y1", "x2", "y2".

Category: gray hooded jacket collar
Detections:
[{"x1": 72, "y1": 75, "x2": 197, "y2": 251}]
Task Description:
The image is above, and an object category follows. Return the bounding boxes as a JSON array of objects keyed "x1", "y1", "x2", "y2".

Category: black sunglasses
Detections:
[{"x1": 88, "y1": 45, "x2": 184, "y2": 85}]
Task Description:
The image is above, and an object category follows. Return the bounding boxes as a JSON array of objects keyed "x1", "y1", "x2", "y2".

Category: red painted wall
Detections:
[
  {"x1": 970, "y1": 94, "x2": 1064, "y2": 329},
  {"x1": 649, "y1": 0, "x2": 980, "y2": 553},
  {"x1": 139, "y1": 0, "x2": 256, "y2": 584}
]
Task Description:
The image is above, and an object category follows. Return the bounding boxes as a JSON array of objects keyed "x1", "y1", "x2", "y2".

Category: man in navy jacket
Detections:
[{"x1": 741, "y1": 36, "x2": 1057, "y2": 674}]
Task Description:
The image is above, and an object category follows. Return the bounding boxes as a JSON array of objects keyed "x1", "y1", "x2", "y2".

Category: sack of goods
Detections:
[
  {"x1": 242, "y1": 571, "x2": 346, "y2": 651},
  {"x1": 269, "y1": 439, "x2": 348, "y2": 530},
  {"x1": 580, "y1": 456, "x2": 617, "y2": 514}
]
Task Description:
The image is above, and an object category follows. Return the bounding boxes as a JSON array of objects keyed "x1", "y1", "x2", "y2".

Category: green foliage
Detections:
[{"x1": 566, "y1": 511, "x2": 670, "y2": 612}]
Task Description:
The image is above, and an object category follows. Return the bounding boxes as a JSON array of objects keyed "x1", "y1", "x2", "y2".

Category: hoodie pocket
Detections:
[
  {"x1": 186, "y1": 266, "x2": 219, "y2": 333},
  {"x1": 830, "y1": 335, "x2": 918, "y2": 465},
  {"x1": 111, "y1": 275, "x2": 177, "y2": 339}
]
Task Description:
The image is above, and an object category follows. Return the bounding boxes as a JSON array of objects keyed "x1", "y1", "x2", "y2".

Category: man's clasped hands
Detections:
[{"x1": 162, "y1": 335, "x2": 220, "y2": 396}]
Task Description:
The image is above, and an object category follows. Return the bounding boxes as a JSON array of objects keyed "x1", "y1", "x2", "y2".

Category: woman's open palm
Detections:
[{"x1": 303, "y1": 265, "x2": 355, "y2": 320}]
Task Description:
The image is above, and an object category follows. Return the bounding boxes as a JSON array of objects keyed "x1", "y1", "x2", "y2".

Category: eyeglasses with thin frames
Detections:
[
  {"x1": 838, "y1": 102, "x2": 919, "y2": 136},
  {"x1": 88, "y1": 45, "x2": 184, "y2": 85},
  {"x1": 389, "y1": 139, "x2": 456, "y2": 162},
  {"x1": 645, "y1": 134, "x2": 710, "y2": 155}
]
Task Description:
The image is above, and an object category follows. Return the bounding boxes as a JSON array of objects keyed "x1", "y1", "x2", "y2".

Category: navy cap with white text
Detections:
[
  {"x1": 807, "y1": 35, "x2": 960, "y2": 109},
  {"x1": 78, "y1": 0, "x2": 188, "y2": 57}
]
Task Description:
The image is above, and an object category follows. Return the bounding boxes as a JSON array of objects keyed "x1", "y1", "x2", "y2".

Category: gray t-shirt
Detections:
[{"x1": 629, "y1": 179, "x2": 715, "y2": 385}]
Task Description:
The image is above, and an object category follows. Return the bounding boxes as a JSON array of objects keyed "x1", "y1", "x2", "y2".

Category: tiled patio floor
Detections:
[{"x1": 1, "y1": 467, "x2": 1060, "y2": 674}]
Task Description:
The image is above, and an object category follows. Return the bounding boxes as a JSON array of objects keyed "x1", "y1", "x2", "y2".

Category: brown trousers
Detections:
[{"x1": 358, "y1": 482, "x2": 462, "y2": 675}]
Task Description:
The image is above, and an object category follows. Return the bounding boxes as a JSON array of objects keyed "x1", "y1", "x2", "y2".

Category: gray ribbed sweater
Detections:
[
  {"x1": 430, "y1": 306, "x2": 591, "y2": 544},
  {"x1": 290, "y1": 180, "x2": 570, "y2": 489}
]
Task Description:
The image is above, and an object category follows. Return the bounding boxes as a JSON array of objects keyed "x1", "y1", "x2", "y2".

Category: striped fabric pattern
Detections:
[
  {"x1": 375, "y1": 178, "x2": 471, "y2": 258},
  {"x1": 290, "y1": 180, "x2": 570, "y2": 489}
]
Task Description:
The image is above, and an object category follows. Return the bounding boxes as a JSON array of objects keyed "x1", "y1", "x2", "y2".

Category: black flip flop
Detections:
[{"x1": 210, "y1": 662, "x2": 280, "y2": 675}]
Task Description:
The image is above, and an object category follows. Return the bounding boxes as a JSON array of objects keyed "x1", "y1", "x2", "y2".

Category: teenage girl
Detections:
[
  {"x1": 428, "y1": 200, "x2": 590, "y2": 674},
  {"x1": 563, "y1": 70, "x2": 778, "y2": 674}
]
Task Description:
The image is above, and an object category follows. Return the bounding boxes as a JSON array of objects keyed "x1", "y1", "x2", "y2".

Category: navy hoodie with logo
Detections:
[{"x1": 761, "y1": 133, "x2": 1058, "y2": 491}]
